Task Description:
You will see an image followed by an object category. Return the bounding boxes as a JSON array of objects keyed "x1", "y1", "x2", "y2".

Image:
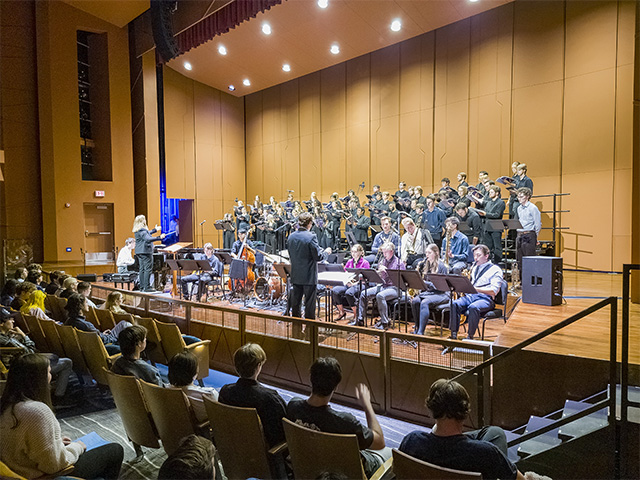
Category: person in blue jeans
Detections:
[{"x1": 448, "y1": 245, "x2": 503, "y2": 340}]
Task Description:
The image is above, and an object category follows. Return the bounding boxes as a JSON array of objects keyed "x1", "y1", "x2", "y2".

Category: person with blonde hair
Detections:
[
  {"x1": 132, "y1": 214, "x2": 165, "y2": 293},
  {"x1": 116, "y1": 238, "x2": 136, "y2": 273},
  {"x1": 20, "y1": 289, "x2": 54, "y2": 322},
  {"x1": 59, "y1": 276, "x2": 78, "y2": 299},
  {"x1": 102, "y1": 291, "x2": 126, "y2": 315}
]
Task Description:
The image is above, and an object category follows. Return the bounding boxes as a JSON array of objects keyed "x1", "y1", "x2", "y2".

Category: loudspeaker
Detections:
[
  {"x1": 77, "y1": 273, "x2": 97, "y2": 282},
  {"x1": 151, "y1": 0, "x2": 178, "y2": 63},
  {"x1": 522, "y1": 256, "x2": 563, "y2": 306}
]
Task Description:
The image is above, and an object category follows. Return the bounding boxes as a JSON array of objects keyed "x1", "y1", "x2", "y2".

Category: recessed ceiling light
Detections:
[
  {"x1": 243, "y1": 78, "x2": 251, "y2": 86},
  {"x1": 469, "y1": 0, "x2": 479, "y2": 2},
  {"x1": 330, "y1": 44, "x2": 340, "y2": 55},
  {"x1": 282, "y1": 64, "x2": 291, "y2": 72},
  {"x1": 318, "y1": 0, "x2": 328, "y2": 8},
  {"x1": 183, "y1": 61, "x2": 192, "y2": 71},
  {"x1": 218, "y1": 45, "x2": 227, "y2": 55},
  {"x1": 390, "y1": 19, "x2": 402, "y2": 32},
  {"x1": 228, "y1": 85, "x2": 235, "y2": 91},
  {"x1": 262, "y1": 23, "x2": 272, "y2": 35}
]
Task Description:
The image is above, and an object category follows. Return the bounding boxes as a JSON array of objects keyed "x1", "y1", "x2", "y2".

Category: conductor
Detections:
[
  {"x1": 132, "y1": 215, "x2": 165, "y2": 293},
  {"x1": 287, "y1": 212, "x2": 331, "y2": 320}
]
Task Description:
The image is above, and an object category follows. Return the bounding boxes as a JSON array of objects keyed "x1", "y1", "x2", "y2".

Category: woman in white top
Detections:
[{"x1": 0, "y1": 353, "x2": 124, "y2": 479}]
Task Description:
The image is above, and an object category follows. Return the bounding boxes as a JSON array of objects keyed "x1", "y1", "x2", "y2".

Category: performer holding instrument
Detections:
[
  {"x1": 400, "y1": 217, "x2": 433, "y2": 269},
  {"x1": 410, "y1": 244, "x2": 449, "y2": 335},
  {"x1": 441, "y1": 217, "x2": 470, "y2": 274},
  {"x1": 365, "y1": 216, "x2": 401, "y2": 265},
  {"x1": 332, "y1": 244, "x2": 370, "y2": 323},
  {"x1": 229, "y1": 227, "x2": 256, "y2": 293}
]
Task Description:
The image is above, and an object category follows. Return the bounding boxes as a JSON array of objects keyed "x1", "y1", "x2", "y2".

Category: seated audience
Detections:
[
  {"x1": 0, "y1": 279, "x2": 18, "y2": 307},
  {"x1": 59, "y1": 277, "x2": 79, "y2": 299},
  {"x1": 0, "y1": 353, "x2": 124, "y2": 479},
  {"x1": 399, "y1": 379, "x2": 523, "y2": 480},
  {"x1": 157, "y1": 434, "x2": 216, "y2": 480},
  {"x1": 77, "y1": 281, "x2": 97, "y2": 309},
  {"x1": 168, "y1": 350, "x2": 218, "y2": 423},
  {"x1": 286, "y1": 357, "x2": 392, "y2": 478},
  {"x1": 0, "y1": 308, "x2": 75, "y2": 406},
  {"x1": 219, "y1": 343, "x2": 287, "y2": 448},
  {"x1": 64, "y1": 293, "x2": 130, "y2": 355},
  {"x1": 111, "y1": 325, "x2": 163, "y2": 386},
  {"x1": 10, "y1": 281, "x2": 36, "y2": 311},
  {"x1": 101, "y1": 291, "x2": 127, "y2": 315},
  {"x1": 20, "y1": 289, "x2": 55, "y2": 322}
]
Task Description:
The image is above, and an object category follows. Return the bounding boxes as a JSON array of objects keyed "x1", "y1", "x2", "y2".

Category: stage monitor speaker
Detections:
[
  {"x1": 77, "y1": 273, "x2": 97, "y2": 282},
  {"x1": 522, "y1": 256, "x2": 563, "y2": 306}
]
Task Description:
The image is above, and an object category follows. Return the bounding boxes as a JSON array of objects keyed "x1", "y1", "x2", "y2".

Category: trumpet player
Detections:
[
  {"x1": 411, "y1": 244, "x2": 450, "y2": 336},
  {"x1": 356, "y1": 242, "x2": 405, "y2": 330},
  {"x1": 441, "y1": 217, "x2": 470, "y2": 274}
]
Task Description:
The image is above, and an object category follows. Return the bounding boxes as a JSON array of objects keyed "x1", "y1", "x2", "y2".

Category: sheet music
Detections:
[{"x1": 318, "y1": 271, "x2": 354, "y2": 286}]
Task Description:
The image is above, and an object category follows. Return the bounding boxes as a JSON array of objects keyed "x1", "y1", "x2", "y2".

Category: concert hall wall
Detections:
[
  {"x1": 161, "y1": 66, "x2": 246, "y2": 248},
  {"x1": 243, "y1": 0, "x2": 636, "y2": 273}
]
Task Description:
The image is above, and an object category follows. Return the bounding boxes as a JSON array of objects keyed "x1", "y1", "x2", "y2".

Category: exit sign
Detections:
[{"x1": 94, "y1": 190, "x2": 105, "y2": 198}]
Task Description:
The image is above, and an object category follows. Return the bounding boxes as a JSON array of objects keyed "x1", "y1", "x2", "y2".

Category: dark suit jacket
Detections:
[
  {"x1": 135, "y1": 228, "x2": 161, "y2": 254},
  {"x1": 287, "y1": 228, "x2": 327, "y2": 285}
]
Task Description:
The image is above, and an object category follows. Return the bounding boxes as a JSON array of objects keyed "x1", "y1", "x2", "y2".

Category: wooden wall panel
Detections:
[{"x1": 242, "y1": 0, "x2": 635, "y2": 271}]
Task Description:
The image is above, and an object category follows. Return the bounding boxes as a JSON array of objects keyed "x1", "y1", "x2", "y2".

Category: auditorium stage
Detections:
[{"x1": 97, "y1": 270, "x2": 639, "y2": 367}]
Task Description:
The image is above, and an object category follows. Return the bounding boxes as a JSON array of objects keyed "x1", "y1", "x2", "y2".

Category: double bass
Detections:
[{"x1": 228, "y1": 225, "x2": 256, "y2": 293}]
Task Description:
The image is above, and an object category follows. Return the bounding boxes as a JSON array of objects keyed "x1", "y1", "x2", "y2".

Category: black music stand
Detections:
[
  {"x1": 273, "y1": 263, "x2": 292, "y2": 315},
  {"x1": 229, "y1": 258, "x2": 254, "y2": 307},
  {"x1": 214, "y1": 222, "x2": 224, "y2": 250},
  {"x1": 346, "y1": 268, "x2": 383, "y2": 327},
  {"x1": 195, "y1": 259, "x2": 217, "y2": 302},
  {"x1": 503, "y1": 219, "x2": 523, "y2": 231},
  {"x1": 176, "y1": 259, "x2": 199, "y2": 299},
  {"x1": 345, "y1": 231, "x2": 357, "y2": 249},
  {"x1": 387, "y1": 269, "x2": 429, "y2": 333},
  {"x1": 214, "y1": 251, "x2": 235, "y2": 301},
  {"x1": 428, "y1": 274, "x2": 477, "y2": 337},
  {"x1": 166, "y1": 259, "x2": 182, "y2": 298}
]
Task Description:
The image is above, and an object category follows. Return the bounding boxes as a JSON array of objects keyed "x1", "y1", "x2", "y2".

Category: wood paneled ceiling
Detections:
[{"x1": 167, "y1": 0, "x2": 513, "y2": 97}]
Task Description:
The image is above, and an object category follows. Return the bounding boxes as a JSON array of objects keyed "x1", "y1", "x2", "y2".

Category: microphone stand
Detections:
[{"x1": 200, "y1": 220, "x2": 206, "y2": 248}]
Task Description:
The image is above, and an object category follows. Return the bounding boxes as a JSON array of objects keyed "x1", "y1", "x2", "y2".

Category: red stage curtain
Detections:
[{"x1": 176, "y1": 0, "x2": 283, "y2": 57}]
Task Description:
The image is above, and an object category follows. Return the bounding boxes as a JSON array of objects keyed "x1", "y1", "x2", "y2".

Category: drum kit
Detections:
[{"x1": 248, "y1": 248, "x2": 289, "y2": 305}]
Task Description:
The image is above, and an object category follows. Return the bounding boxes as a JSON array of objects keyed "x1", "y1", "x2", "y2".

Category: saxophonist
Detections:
[
  {"x1": 441, "y1": 217, "x2": 470, "y2": 274},
  {"x1": 410, "y1": 244, "x2": 450, "y2": 336},
  {"x1": 400, "y1": 217, "x2": 432, "y2": 269}
]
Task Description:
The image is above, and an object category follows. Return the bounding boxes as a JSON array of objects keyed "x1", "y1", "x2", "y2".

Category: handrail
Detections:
[{"x1": 452, "y1": 297, "x2": 616, "y2": 381}]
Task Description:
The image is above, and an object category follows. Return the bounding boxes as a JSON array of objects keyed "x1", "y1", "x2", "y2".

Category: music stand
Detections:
[
  {"x1": 503, "y1": 219, "x2": 523, "y2": 231},
  {"x1": 176, "y1": 259, "x2": 199, "y2": 300},
  {"x1": 273, "y1": 263, "x2": 292, "y2": 316},
  {"x1": 346, "y1": 268, "x2": 384, "y2": 327},
  {"x1": 166, "y1": 259, "x2": 182, "y2": 298},
  {"x1": 229, "y1": 258, "x2": 254, "y2": 307},
  {"x1": 385, "y1": 268, "x2": 409, "y2": 332},
  {"x1": 345, "y1": 231, "x2": 357, "y2": 249},
  {"x1": 428, "y1": 274, "x2": 477, "y2": 337},
  {"x1": 195, "y1": 259, "x2": 217, "y2": 302},
  {"x1": 214, "y1": 222, "x2": 224, "y2": 250},
  {"x1": 214, "y1": 251, "x2": 235, "y2": 301}
]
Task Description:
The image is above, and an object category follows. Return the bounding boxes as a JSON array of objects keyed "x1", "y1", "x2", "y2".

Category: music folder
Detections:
[{"x1": 346, "y1": 268, "x2": 383, "y2": 285}]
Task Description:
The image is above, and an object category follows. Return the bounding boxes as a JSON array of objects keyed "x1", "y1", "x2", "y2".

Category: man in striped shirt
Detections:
[{"x1": 516, "y1": 187, "x2": 541, "y2": 281}]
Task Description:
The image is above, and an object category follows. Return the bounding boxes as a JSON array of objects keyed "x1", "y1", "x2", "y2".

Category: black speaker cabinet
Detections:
[
  {"x1": 522, "y1": 256, "x2": 563, "y2": 306},
  {"x1": 77, "y1": 273, "x2": 97, "y2": 282}
]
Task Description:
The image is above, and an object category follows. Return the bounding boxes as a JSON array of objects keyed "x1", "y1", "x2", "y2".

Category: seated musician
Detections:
[
  {"x1": 400, "y1": 217, "x2": 432, "y2": 269},
  {"x1": 116, "y1": 237, "x2": 136, "y2": 273},
  {"x1": 410, "y1": 244, "x2": 449, "y2": 335},
  {"x1": 448, "y1": 244, "x2": 503, "y2": 340},
  {"x1": 332, "y1": 244, "x2": 370, "y2": 323},
  {"x1": 441, "y1": 217, "x2": 470, "y2": 275},
  {"x1": 365, "y1": 216, "x2": 400, "y2": 265},
  {"x1": 356, "y1": 242, "x2": 405, "y2": 330},
  {"x1": 180, "y1": 243, "x2": 223, "y2": 301}
]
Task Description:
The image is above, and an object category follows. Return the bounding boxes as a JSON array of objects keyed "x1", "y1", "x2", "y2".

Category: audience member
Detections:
[
  {"x1": 102, "y1": 291, "x2": 127, "y2": 315},
  {"x1": 10, "y1": 281, "x2": 36, "y2": 311},
  {"x1": 20, "y1": 289, "x2": 55, "y2": 322},
  {"x1": 45, "y1": 270, "x2": 64, "y2": 295},
  {"x1": 59, "y1": 277, "x2": 79, "y2": 299},
  {"x1": 399, "y1": 379, "x2": 523, "y2": 480},
  {"x1": 168, "y1": 350, "x2": 218, "y2": 423},
  {"x1": 286, "y1": 357, "x2": 391, "y2": 478},
  {"x1": 157, "y1": 434, "x2": 216, "y2": 480},
  {"x1": 0, "y1": 279, "x2": 18, "y2": 307},
  {"x1": 77, "y1": 282, "x2": 97, "y2": 309},
  {"x1": 111, "y1": 325, "x2": 163, "y2": 386},
  {"x1": 14, "y1": 267, "x2": 28, "y2": 283},
  {"x1": 219, "y1": 343, "x2": 287, "y2": 448},
  {"x1": 26, "y1": 270, "x2": 45, "y2": 291},
  {"x1": 0, "y1": 353, "x2": 124, "y2": 479},
  {"x1": 64, "y1": 293, "x2": 130, "y2": 355},
  {"x1": 0, "y1": 309, "x2": 76, "y2": 406}
]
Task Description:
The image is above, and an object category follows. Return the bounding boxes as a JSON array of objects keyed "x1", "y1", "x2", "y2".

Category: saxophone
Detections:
[{"x1": 444, "y1": 228, "x2": 452, "y2": 270}]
